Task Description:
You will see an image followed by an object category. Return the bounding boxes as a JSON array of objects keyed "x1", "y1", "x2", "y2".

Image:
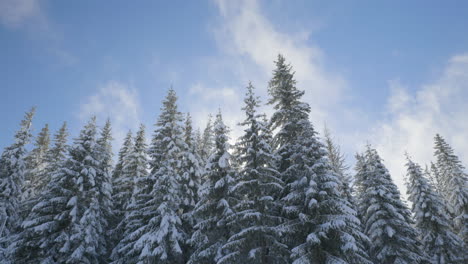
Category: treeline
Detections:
[{"x1": 0, "y1": 55, "x2": 466, "y2": 264}]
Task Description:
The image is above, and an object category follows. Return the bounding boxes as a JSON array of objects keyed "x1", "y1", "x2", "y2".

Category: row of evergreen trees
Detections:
[{"x1": 0, "y1": 55, "x2": 466, "y2": 263}]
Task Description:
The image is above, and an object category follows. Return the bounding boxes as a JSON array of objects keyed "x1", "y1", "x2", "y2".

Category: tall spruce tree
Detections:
[
  {"x1": 0, "y1": 108, "x2": 35, "y2": 260},
  {"x1": 266, "y1": 55, "x2": 372, "y2": 263},
  {"x1": 124, "y1": 89, "x2": 187, "y2": 263},
  {"x1": 111, "y1": 131, "x2": 134, "y2": 231},
  {"x1": 66, "y1": 117, "x2": 110, "y2": 263},
  {"x1": 428, "y1": 163, "x2": 441, "y2": 194},
  {"x1": 23, "y1": 124, "x2": 50, "y2": 203},
  {"x1": 267, "y1": 54, "x2": 310, "y2": 180},
  {"x1": 189, "y1": 111, "x2": 235, "y2": 264},
  {"x1": 433, "y1": 134, "x2": 468, "y2": 243},
  {"x1": 219, "y1": 83, "x2": 288, "y2": 264},
  {"x1": 95, "y1": 119, "x2": 114, "y2": 259},
  {"x1": 46, "y1": 122, "x2": 68, "y2": 183},
  {"x1": 20, "y1": 124, "x2": 51, "y2": 228},
  {"x1": 111, "y1": 124, "x2": 149, "y2": 264},
  {"x1": 14, "y1": 118, "x2": 109, "y2": 263},
  {"x1": 198, "y1": 114, "x2": 214, "y2": 163},
  {"x1": 267, "y1": 54, "x2": 311, "y2": 255},
  {"x1": 13, "y1": 122, "x2": 69, "y2": 263},
  {"x1": 180, "y1": 113, "x2": 202, "y2": 239},
  {"x1": 323, "y1": 127, "x2": 351, "y2": 186},
  {"x1": 323, "y1": 126, "x2": 355, "y2": 204},
  {"x1": 109, "y1": 130, "x2": 133, "y2": 252},
  {"x1": 284, "y1": 122, "x2": 372, "y2": 264},
  {"x1": 405, "y1": 157, "x2": 465, "y2": 264},
  {"x1": 355, "y1": 147, "x2": 425, "y2": 263}
]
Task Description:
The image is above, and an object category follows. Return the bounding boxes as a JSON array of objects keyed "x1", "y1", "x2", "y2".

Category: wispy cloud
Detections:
[
  {"x1": 0, "y1": 0, "x2": 45, "y2": 29},
  {"x1": 371, "y1": 54, "x2": 468, "y2": 195},
  {"x1": 79, "y1": 81, "x2": 142, "y2": 151},
  {"x1": 188, "y1": 0, "x2": 347, "y2": 142},
  {"x1": 0, "y1": 0, "x2": 77, "y2": 66}
]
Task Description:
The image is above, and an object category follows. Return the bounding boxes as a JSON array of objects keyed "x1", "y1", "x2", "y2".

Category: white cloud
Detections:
[
  {"x1": 188, "y1": 0, "x2": 347, "y2": 143},
  {"x1": 188, "y1": 83, "x2": 244, "y2": 142},
  {"x1": 0, "y1": 0, "x2": 45, "y2": 29},
  {"x1": 79, "y1": 81, "x2": 142, "y2": 151},
  {"x1": 371, "y1": 53, "x2": 468, "y2": 196},
  {"x1": 0, "y1": 0, "x2": 77, "y2": 66},
  {"x1": 214, "y1": 0, "x2": 345, "y2": 110}
]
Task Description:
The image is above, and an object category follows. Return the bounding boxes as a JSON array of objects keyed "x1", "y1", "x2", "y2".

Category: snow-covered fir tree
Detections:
[
  {"x1": 198, "y1": 114, "x2": 214, "y2": 164},
  {"x1": 20, "y1": 124, "x2": 50, "y2": 227},
  {"x1": 180, "y1": 113, "x2": 202, "y2": 238},
  {"x1": 428, "y1": 162, "x2": 441, "y2": 194},
  {"x1": 433, "y1": 134, "x2": 468, "y2": 243},
  {"x1": 123, "y1": 88, "x2": 187, "y2": 263},
  {"x1": 266, "y1": 54, "x2": 311, "y2": 252},
  {"x1": 353, "y1": 153, "x2": 369, "y2": 220},
  {"x1": 23, "y1": 123, "x2": 50, "y2": 203},
  {"x1": 46, "y1": 122, "x2": 69, "y2": 184},
  {"x1": 111, "y1": 124, "x2": 149, "y2": 264},
  {"x1": 323, "y1": 127, "x2": 351, "y2": 185},
  {"x1": 111, "y1": 130, "x2": 134, "y2": 232},
  {"x1": 355, "y1": 147, "x2": 426, "y2": 263},
  {"x1": 189, "y1": 111, "x2": 235, "y2": 264},
  {"x1": 95, "y1": 119, "x2": 115, "y2": 259},
  {"x1": 109, "y1": 130, "x2": 133, "y2": 251},
  {"x1": 65, "y1": 117, "x2": 111, "y2": 263},
  {"x1": 267, "y1": 54, "x2": 310, "y2": 180},
  {"x1": 267, "y1": 55, "x2": 372, "y2": 263},
  {"x1": 14, "y1": 117, "x2": 110, "y2": 263},
  {"x1": 219, "y1": 83, "x2": 288, "y2": 264},
  {"x1": 284, "y1": 121, "x2": 372, "y2": 264},
  {"x1": 323, "y1": 126, "x2": 355, "y2": 203},
  {"x1": 405, "y1": 156, "x2": 465, "y2": 264},
  {"x1": 13, "y1": 123, "x2": 69, "y2": 263},
  {"x1": 0, "y1": 108, "x2": 35, "y2": 260}
]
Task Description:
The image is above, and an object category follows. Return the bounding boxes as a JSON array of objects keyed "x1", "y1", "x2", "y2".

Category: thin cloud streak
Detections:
[{"x1": 78, "y1": 81, "x2": 142, "y2": 152}]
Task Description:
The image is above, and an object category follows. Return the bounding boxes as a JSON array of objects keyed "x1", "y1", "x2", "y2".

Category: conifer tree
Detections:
[
  {"x1": 406, "y1": 157, "x2": 465, "y2": 264},
  {"x1": 23, "y1": 124, "x2": 50, "y2": 203},
  {"x1": 66, "y1": 117, "x2": 111, "y2": 263},
  {"x1": 198, "y1": 114, "x2": 214, "y2": 163},
  {"x1": 123, "y1": 89, "x2": 187, "y2": 263},
  {"x1": 109, "y1": 130, "x2": 133, "y2": 251},
  {"x1": 46, "y1": 122, "x2": 68, "y2": 180},
  {"x1": 189, "y1": 112, "x2": 235, "y2": 264},
  {"x1": 266, "y1": 54, "x2": 311, "y2": 254},
  {"x1": 111, "y1": 124, "x2": 149, "y2": 264},
  {"x1": 0, "y1": 108, "x2": 35, "y2": 259},
  {"x1": 267, "y1": 55, "x2": 372, "y2": 263},
  {"x1": 14, "y1": 118, "x2": 109, "y2": 263},
  {"x1": 268, "y1": 54, "x2": 311, "y2": 178},
  {"x1": 355, "y1": 147, "x2": 425, "y2": 263},
  {"x1": 13, "y1": 122, "x2": 69, "y2": 263},
  {"x1": 354, "y1": 153, "x2": 369, "y2": 219},
  {"x1": 111, "y1": 131, "x2": 134, "y2": 229},
  {"x1": 219, "y1": 83, "x2": 288, "y2": 264},
  {"x1": 284, "y1": 122, "x2": 372, "y2": 264},
  {"x1": 323, "y1": 126, "x2": 354, "y2": 203},
  {"x1": 95, "y1": 119, "x2": 114, "y2": 259},
  {"x1": 433, "y1": 134, "x2": 468, "y2": 243},
  {"x1": 428, "y1": 162, "x2": 441, "y2": 194},
  {"x1": 180, "y1": 113, "x2": 202, "y2": 238}
]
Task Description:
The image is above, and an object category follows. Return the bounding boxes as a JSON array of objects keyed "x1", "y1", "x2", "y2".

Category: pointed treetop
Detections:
[
  {"x1": 48, "y1": 121, "x2": 68, "y2": 162},
  {"x1": 13, "y1": 107, "x2": 36, "y2": 144},
  {"x1": 36, "y1": 124, "x2": 50, "y2": 148},
  {"x1": 184, "y1": 112, "x2": 193, "y2": 144}
]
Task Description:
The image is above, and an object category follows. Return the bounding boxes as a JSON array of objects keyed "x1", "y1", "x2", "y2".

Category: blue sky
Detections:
[{"x1": 1, "y1": 0, "x2": 468, "y2": 192}]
